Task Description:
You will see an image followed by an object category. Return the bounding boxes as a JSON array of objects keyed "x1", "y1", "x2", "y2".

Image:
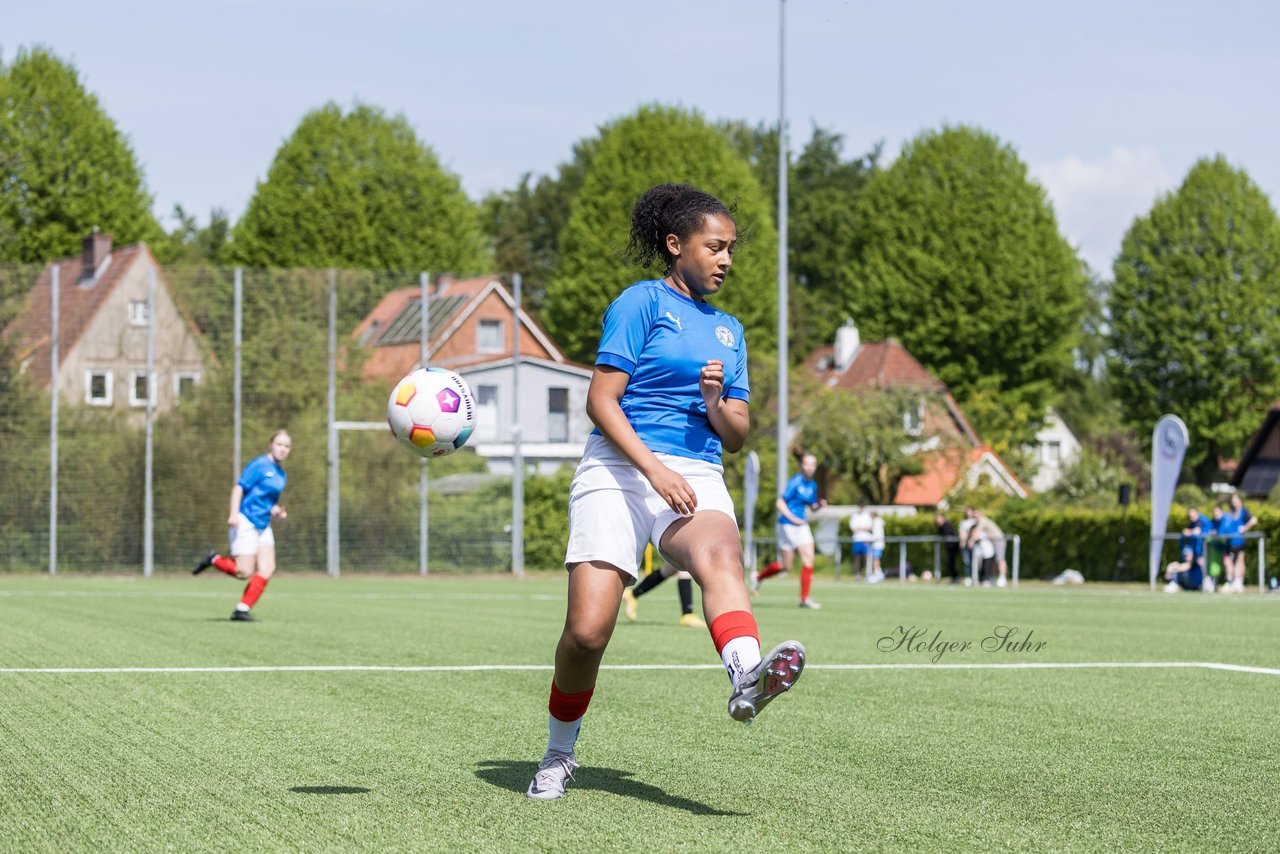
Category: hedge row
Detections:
[{"x1": 881, "y1": 505, "x2": 1279, "y2": 583}]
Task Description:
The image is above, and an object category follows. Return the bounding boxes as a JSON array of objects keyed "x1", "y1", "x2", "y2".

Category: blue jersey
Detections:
[
  {"x1": 1214, "y1": 512, "x2": 1241, "y2": 548},
  {"x1": 1227, "y1": 506, "x2": 1252, "y2": 548},
  {"x1": 237, "y1": 454, "x2": 287, "y2": 530},
  {"x1": 778, "y1": 474, "x2": 818, "y2": 525},
  {"x1": 1181, "y1": 516, "x2": 1206, "y2": 557},
  {"x1": 594, "y1": 280, "x2": 749, "y2": 464}
]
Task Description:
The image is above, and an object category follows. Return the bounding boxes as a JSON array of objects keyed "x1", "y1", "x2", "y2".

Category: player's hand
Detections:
[
  {"x1": 699, "y1": 360, "x2": 725, "y2": 407},
  {"x1": 227, "y1": 514, "x2": 238, "y2": 527},
  {"x1": 647, "y1": 464, "x2": 697, "y2": 516},
  {"x1": 272, "y1": 506, "x2": 287, "y2": 521},
  {"x1": 818, "y1": 498, "x2": 828, "y2": 509}
]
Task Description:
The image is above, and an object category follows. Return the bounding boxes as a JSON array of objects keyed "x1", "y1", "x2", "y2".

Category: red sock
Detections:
[
  {"x1": 709, "y1": 610, "x2": 760, "y2": 654},
  {"x1": 548, "y1": 680, "x2": 594, "y2": 722},
  {"x1": 758, "y1": 562, "x2": 784, "y2": 581},
  {"x1": 212, "y1": 555, "x2": 237, "y2": 576},
  {"x1": 800, "y1": 565, "x2": 814, "y2": 600},
  {"x1": 239, "y1": 574, "x2": 268, "y2": 609}
]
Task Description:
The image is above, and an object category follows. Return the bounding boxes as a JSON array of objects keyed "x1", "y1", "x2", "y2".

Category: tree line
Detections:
[{"x1": 4, "y1": 45, "x2": 1280, "y2": 501}]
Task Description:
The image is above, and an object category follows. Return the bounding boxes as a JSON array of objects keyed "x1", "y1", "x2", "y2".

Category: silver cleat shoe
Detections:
[
  {"x1": 727, "y1": 640, "x2": 806, "y2": 724},
  {"x1": 526, "y1": 749, "x2": 578, "y2": 800}
]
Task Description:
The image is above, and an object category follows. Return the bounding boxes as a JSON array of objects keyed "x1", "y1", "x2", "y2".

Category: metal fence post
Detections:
[
  {"x1": 898, "y1": 542, "x2": 906, "y2": 584},
  {"x1": 144, "y1": 266, "x2": 155, "y2": 577},
  {"x1": 233, "y1": 268, "x2": 242, "y2": 477},
  {"x1": 48, "y1": 264, "x2": 59, "y2": 576},
  {"x1": 1012, "y1": 534, "x2": 1020, "y2": 589},
  {"x1": 511, "y1": 273, "x2": 524, "y2": 578},
  {"x1": 419, "y1": 271, "x2": 430, "y2": 577},
  {"x1": 326, "y1": 269, "x2": 339, "y2": 577}
]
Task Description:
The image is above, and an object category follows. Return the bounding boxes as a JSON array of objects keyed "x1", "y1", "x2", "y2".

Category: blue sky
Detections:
[{"x1": 7, "y1": 0, "x2": 1278, "y2": 273}]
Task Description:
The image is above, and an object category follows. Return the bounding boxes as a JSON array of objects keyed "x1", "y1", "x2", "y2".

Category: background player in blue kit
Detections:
[
  {"x1": 753, "y1": 452, "x2": 825, "y2": 608},
  {"x1": 526, "y1": 184, "x2": 805, "y2": 801},
  {"x1": 193, "y1": 430, "x2": 291, "y2": 621}
]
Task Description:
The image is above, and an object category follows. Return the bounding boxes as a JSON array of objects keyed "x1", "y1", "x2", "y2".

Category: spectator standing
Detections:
[
  {"x1": 935, "y1": 513, "x2": 960, "y2": 583},
  {"x1": 849, "y1": 505, "x2": 873, "y2": 579}
]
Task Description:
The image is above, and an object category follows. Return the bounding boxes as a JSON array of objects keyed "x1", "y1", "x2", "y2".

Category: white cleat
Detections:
[
  {"x1": 799, "y1": 599, "x2": 822, "y2": 609},
  {"x1": 526, "y1": 749, "x2": 578, "y2": 800},
  {"x1": 727, "y1": 641, "x2": 806, "y2": 724}
]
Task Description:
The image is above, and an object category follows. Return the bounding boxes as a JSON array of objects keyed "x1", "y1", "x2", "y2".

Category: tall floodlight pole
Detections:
[{"x1": 776, "y1": 0, "x2": 790, "y2": 501}]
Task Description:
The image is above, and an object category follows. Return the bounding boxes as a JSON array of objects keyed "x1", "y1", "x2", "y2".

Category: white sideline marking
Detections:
[{"x1": 1, "y1": 661, "x2": 1278, "y2": 676}]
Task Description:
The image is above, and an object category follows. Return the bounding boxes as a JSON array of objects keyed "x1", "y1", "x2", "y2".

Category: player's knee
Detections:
[{"x1": 561, "y1": 622, "x2": 610, "y2": 658}]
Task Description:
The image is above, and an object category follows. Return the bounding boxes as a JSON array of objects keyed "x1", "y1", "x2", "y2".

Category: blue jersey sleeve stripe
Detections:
[{"x1": 596, "y1": 352, "x2": 636, "y2": 374}]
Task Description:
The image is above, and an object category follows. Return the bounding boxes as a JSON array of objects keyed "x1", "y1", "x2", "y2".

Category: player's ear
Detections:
[{"x1": 665, "y1": 232, "x2": 681, "y2": 260}]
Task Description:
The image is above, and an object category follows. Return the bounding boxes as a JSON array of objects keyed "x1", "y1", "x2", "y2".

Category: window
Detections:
[
  {"x1": 128, "y1": 300, "x2": 149, "y2": 326},
  {"x1": 548, "y1": 387, "x2": 569, "y2": 443},
  {"x1": 477, "y1": 319, "x2": 504, "y2": 353},
  {"x1": 174, "y1": 371, "x2": 200, "y2": 402},
  {"x1": 903, "y1": 401, "x2": 925, "y2": 436},
  {"x1": 1043, "y1": 441, "x2": 1062, "y2": 466},
  {"x1": 475, "y1": 385, "x2": 499, "y2": 441},
  {"x1": 85, "y1": 370, "x2": 113, "y2": 406},
  {"x1": 129, "y1": 371, "x2": 155, "y2": 407}
]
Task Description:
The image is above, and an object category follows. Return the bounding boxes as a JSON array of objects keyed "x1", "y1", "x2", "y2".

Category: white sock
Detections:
[
  {"x1": 720, "y1": 636, "x2": 762, "y2": 687},
  {"x1": 547, "y1": 715, "x2": 581, "y2": 755},
  {"x1": 234, "y1": 603, "x2": 250, "y2": 612}
]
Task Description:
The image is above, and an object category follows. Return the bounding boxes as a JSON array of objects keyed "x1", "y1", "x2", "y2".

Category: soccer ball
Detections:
[{"x1": 387, "y1": 367, "x2": 478, "y2": 457}]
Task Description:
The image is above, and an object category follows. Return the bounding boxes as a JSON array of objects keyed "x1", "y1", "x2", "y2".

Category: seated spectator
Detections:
[{"x1": 1165, "y1": 506, "x2": 1208, "y2": 592}]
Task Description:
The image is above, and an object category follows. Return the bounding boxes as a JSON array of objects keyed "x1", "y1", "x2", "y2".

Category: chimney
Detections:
[
  {"x1": 80, "y1": 230, "x2": 113, "y2": 284},
  {"x1": 834, "y1": 319, "x2": 860, "y2": 371}
]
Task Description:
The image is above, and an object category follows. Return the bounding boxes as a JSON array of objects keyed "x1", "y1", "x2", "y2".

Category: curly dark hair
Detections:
[{"x1": 624, "y1": 184, "x2": 735, "y2": 272}]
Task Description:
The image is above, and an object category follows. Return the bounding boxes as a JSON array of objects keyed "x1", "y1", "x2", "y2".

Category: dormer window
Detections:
[
  {"x1": 478, "y1": 319, "x2": 504, "y2": 353},
  {"x1": 903, "y1": 401, "x2": 925, "y2": 436},
  {"x1": 128, "y1": 300, "x2": 149, "y2": 326}
]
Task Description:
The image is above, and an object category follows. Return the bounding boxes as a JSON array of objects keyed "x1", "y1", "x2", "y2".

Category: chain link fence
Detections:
[{"x1": 1, "y1": 260, "x2": 517, "y2": 574}]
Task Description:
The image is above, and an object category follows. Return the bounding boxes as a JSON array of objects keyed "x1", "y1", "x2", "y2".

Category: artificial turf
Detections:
[{"x1": 1, "y1": 574, "x2": 1277, "y2": 852}]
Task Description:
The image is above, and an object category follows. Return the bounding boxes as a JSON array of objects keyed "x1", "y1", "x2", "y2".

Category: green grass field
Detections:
[{"x1": 2, "y1": 573, "x2": 1277, "y2": 852}]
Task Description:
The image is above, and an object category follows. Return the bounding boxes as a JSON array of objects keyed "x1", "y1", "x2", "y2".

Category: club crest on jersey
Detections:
[{"x1": 715, "y1": 325, "x2": 735, "y2": 348}]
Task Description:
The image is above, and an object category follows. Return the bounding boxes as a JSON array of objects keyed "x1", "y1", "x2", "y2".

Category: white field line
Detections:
[{"x1": 2, "y1": 661, "x2": 1278, "y2": 676}]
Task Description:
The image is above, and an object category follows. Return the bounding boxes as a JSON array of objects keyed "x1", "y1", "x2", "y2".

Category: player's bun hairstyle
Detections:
[{"x1": 625, "y1": 183, "x2": 735, "y2": 272}]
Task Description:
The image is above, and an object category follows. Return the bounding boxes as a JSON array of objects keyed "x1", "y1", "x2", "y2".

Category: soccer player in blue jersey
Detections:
[
  {"x1": 526, "y1": 184, "x2": 806, "y2": 800},
  {"x1": 193, "y1": 430, "x2": 290, "y2": 621},
  {"x1": 1222, "y1": 493, "x2": 1256, "y2": 593},
  {"x1": 754, "y1": 452, "x2": 825, "y2": 608}
]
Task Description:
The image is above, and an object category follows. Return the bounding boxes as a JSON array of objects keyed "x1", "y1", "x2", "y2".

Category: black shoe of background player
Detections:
[
  {"x1": 230, "y1": 609, "x2": 256, "y2": 622},
  {"x1": 193, "y1": 550, "x2": 217, "y2": 575}
]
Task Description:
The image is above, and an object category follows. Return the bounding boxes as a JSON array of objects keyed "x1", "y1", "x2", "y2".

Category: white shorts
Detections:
[
  {"x1": 229, "y1": 513, "x2": 274, "y2": 557},
  {"x1": 564, "y1": 435, "x2": 737, "y2": 582},
  {"x1": 775, "y1": 522, "x2": 814, "y2": 552}
]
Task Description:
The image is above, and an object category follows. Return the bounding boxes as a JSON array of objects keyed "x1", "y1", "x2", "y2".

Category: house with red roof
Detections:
[
  {"x1": 4, "y1": 233, "x2": 205, "y2": 421},
  {"x1": 354, "y1": 276, "x2": 592, "y2": 474},
  {"x1": 802, "y1": 321, "x2": 1029, "y2": 508}
]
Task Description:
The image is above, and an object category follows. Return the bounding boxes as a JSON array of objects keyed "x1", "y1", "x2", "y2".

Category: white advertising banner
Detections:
[
  {"x1": 1149, "y1": 415, "x2": 1189, "y2": 588},
  {"x1": 742, "y1": 451, "x2": 761, "y2": 573}
]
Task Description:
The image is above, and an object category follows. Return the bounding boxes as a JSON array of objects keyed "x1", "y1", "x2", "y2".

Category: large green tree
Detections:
[
  {"x1": 841, "y1": 126, "x2": 1087, "y2": 450},
  {"x1": 481, "y1": 138, "x2": 597, "y2": 314},
  {"x1": 796, "y1": 385, "x2": 932, "y2": 505},
  {"x1": 0, "y1": 47, "x2": 160, "y2": 262},
  {"x1": 232, "y1": 102, "x2": 488, "y2": 275},
  {"x1": 722, "y1": 122, "x2": 880, "y2": 360},
  {"x1": 1108, "y1": 156, "x2": 1280, "y2": 484},
  {"x1": 544, "y1": 105, "x2": 777, "y2": 364}
]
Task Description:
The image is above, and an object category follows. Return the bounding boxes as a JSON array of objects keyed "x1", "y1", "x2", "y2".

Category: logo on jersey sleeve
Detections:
[{"x1": 715, "y1": 325, "x2": 736, "y2": 348}]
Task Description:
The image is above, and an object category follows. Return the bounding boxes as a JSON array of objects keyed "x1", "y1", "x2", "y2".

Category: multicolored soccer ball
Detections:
[{"x1": 387, "y1": 367, "x2": 478, "y2": 457}]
